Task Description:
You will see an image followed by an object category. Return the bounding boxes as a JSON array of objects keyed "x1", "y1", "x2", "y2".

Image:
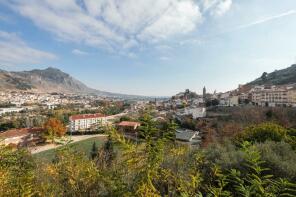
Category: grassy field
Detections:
[{"x1": 34, "y1": 136, "x2": 107, "y2": 162}]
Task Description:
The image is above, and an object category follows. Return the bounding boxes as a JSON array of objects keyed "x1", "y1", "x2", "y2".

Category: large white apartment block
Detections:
[
  {"x1": 250, "y1": 85, "x2": 296, "y2": 107},
  {"x1": 69, "y1": 113, "x2": 106, "y2": 132}
]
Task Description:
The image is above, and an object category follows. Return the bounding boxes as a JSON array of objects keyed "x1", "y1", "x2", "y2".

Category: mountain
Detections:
[
  {"x1": 0, "y1": 67, "x2": 141, "y2": 98},
  {"x1": 0, "y1": 67, "x2": 97, "y2": 94},
  {"x1": 248, "y1": 64, "x2": 296, "y2": 86}
]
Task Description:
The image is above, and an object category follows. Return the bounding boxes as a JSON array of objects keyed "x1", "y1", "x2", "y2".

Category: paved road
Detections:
[{"x1": 30, "y1": 134, "x2": 108, "y2": 154}]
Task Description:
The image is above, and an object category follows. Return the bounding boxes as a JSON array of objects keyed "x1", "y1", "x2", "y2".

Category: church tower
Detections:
[{"x1": 203, "y1": 86, "x2": 206, "y2": 99}]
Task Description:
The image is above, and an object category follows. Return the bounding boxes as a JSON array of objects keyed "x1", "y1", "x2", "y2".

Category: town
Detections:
[
  {"x1": 1, "y1": 82, "x2": 296, "y2": 150},
  {"x1": 1, "y1": 1, "x2": 296, "y2": 195}
]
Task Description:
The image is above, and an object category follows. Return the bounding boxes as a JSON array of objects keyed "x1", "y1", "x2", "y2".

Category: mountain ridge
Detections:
[
  {"x1": 0, "y1": 67, "x2": 144, "y2": 98},
  {"x1": 247, "y1": 64, "x2": 296, "y2": 86}
]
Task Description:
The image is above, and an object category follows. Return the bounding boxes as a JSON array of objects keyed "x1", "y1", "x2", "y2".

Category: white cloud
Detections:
[
  {"x1": 4, "y1": 0, "x2": 232, "y2": 55},
  {"x1": 0, "y1": 30, "x2": 57, "y2": 66},
  {"x1": 200, "y1": 0, "x2": 232, "y2": 17},
  {"x1": 72, "y1": 49, "x2": 89, "y2": 56}
]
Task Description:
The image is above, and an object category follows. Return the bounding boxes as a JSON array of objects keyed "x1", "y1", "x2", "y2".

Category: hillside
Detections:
[
  {"x1": 0, "y1": 67, "x2": 100, "y2": 94},
  {"x1": 0, "y1": 67, "x2": 150, "y2": 99},
  {"x1": 248, "y1": 64, "x2": 296, "y2": 85}
]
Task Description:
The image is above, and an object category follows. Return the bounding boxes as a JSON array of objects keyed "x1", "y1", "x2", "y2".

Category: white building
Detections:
[
  {"x1": 0, "y1": 107, "x2": 24, "y2": 116},
  {"x1": 177, "y1": 107, "x2": 206, "y2": 119},
  {"x1": 250, "y1": 85, "x2": 296, "y2": 107},
  {"x1": 69, "y1": 113, "x2": 107, "y2": 132},
  {"x1": 217, "y1": 92, "x2": 239, "y2": 107},
  {"x1": 229, "y1": 95, "x2": 239, "y2": 106}
]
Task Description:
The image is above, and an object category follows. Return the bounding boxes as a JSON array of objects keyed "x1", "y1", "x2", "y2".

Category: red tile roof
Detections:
[
  {"x1": 0, "y1": 127, "x2": 44, "y2": 138},
  {"x1": 70, "y1": 113, "x2": 105, "y2": 121},
  {"x1": 117, "y1": 121, "x2": 141, "y2": 127}
]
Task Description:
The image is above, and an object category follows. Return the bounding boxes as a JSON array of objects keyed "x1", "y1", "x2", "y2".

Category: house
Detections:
[
  {"x1": 117, "y1": 121, "x2": 141, "y2": 133},
  {"x1": 185, "y1": 107, "x2": 206, "y2": 118},
  {"x1": 229, "y1": 95, "x2": 239, "y2": 106},
  {"x1": 175, "y1": 129, "x2": 201, "y2": 144},
  {"x1": 69, "y1": 113, "x2": 106, "y2": 132},
  {"x1": 0, "y1": 127, "x2": 45, "y2": 147},
  {"x1": 176, "y1": 107, "x2": 206, "y2": 119}
]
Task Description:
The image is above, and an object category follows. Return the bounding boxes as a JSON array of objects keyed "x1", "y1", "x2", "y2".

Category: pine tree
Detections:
[{"x1": 90, "y1": 141, "x2": 98, "y2": 160}]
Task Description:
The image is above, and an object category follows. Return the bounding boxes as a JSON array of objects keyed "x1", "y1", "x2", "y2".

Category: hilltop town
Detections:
[{"x1": 1, "y1": 77, "x2": 296, "y2": 149}]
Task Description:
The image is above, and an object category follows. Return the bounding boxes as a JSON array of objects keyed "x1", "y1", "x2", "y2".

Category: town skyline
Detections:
[{"x1": 1, "y1": 0, "x2": 296, "y2": 96}]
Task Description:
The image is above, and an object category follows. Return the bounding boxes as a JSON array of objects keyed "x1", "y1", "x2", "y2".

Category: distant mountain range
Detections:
[
  {"x1": 248, "y1": 64, "x2": 296, "y2": 86},
  {"x1": 0, "y1": 67, "x2": 145, "y2": 99}
]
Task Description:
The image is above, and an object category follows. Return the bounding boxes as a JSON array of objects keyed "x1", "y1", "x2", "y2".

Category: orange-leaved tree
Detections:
[{"x1": 43, "y1": 118, "x2": 66, "y2": 143}]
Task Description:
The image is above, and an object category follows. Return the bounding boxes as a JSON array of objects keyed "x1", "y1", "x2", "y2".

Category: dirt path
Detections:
[{"x1": 30, "y1": 134, "x2": 108, "y2": 154}]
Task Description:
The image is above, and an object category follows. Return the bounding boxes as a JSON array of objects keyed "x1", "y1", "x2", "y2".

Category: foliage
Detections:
[
  {"x1": 206, "y1": 99, "x2": 219, "y2": 107},
  {"x1": 255, "y1": 141, "x2": 296, "y2": 181},
  {"x1": 96, "y1": 136, "x2": 116, "y2": 168},
  {"x1": 0, "y1": 146, "x2": 37, "y2": 196},
  {"x1": 43, "y1": 118, "x2": 66, "y2": 143},
  {"x1": 90, "y1": 141, "x2": 98, "y2": 160},
  {"x1": 36, "y1": 147, "x2": 104, "y2": 196},
  {"x1": 236, "y1": 122, "x2": 287, "y2": 143},
  {"x1": 1, "y1": 116, "x2": 296, "y2": 196}
]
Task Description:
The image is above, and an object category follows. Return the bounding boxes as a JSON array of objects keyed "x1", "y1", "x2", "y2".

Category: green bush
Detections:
[
  {"x1": 236, "y1": 122, "x2": 287, "y2": 144},
  {"x1": 255, "y1": 141, "x2": 296, "y2": 181}
]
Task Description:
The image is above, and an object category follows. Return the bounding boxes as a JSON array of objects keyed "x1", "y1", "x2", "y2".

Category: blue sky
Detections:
[{"x1": 0, "y1": 0, "x2": 296, "y2": 96}]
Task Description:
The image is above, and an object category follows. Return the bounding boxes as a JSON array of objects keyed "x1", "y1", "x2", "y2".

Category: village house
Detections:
[
  {"x1": 0, "y1": 127, "x2": 45, "y2": 147},
  {"x1": 176, "y1": 107, "x2": 206, "y2": 119},
  {"x1": 117, "y1": 121, "x2": 141, "y2": 133},
  {"x1": 175, "y1": 129, "x2": 201, "y2": 145}
]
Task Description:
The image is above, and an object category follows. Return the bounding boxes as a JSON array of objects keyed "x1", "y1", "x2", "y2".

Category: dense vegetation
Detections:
[
  {"x1": 1, "y1": 112, "x2": 296, "y2": 196},
  {"x1": 178, "y1": 106, "x2": 296, "y2": 147}
]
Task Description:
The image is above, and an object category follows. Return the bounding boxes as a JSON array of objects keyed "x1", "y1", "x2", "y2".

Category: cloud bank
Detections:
[{"x1": 4, "y1": 0, "x2": 232, "y2": 54}]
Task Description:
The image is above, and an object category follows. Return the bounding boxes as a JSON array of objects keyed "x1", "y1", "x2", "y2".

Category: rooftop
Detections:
[
  {"x1": 70, "y1": 113, "x2": 105, "y2": 121},
  {"x1": 117, "y1": 121, "x2": 141, "y2": 127},
  {"x1": 176, "y1": 129, "x2": 199, "y2": 142},
  {"x1": 0, "y1": 127, "x2": 44, "y2": 139}
]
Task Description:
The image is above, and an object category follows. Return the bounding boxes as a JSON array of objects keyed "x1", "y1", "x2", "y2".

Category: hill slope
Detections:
[
  {"x1": 248, "y1": 64, "x2": 296, "y2": 85},
  {"x1": 0, "y1": 67, "x2": 99, "y2": 94},
  {"x1": 0, "y1": 67, "x2": 150, "y2": 99}
]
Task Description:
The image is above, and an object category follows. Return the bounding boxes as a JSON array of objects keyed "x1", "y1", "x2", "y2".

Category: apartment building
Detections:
[
  {"x1": 250, "y1": 85, "x2": 296, "y2": 107},
  {"x1": 69, "y1": 113, "x2": 106, "y2": 132}
]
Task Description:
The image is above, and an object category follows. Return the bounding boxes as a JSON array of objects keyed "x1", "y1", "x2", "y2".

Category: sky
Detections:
[{"x1": 0, "y1": 0, "x2": 296, "y2": 96}]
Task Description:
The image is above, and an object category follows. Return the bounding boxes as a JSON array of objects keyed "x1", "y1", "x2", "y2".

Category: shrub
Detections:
[
  {"x1": 255, "y1": 141, "x2": 296, "y2": 181},
  {"x1": 236, "y1": 122, "x2": 287, "y2": 144}
]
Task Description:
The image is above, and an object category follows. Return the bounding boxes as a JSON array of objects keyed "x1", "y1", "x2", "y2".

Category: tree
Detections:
[
  {"x1": 90, "y1": 142, "x2": 98, "y2": 160},
  {"x1": 261, "y1": 72, "x2": 268, "y2": 82},
  {"x1": 97, "y1": 136, "x2": 116, "y2": 168},
  {"x1": 235, "y1": 122, "x2": 287, "y2": 144},
  {"x1": 0, "y1": 146, "x2": 37, "y2": 196},
  {"x1": 43, "y1": 118, "x2": 66, "y2": 143},
  {"x1": 160, "y1": 120, "x2": 177, "y2": 142},
  {"x1": 206, "y1": 99, "x2": 219, "y2": 107}
]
